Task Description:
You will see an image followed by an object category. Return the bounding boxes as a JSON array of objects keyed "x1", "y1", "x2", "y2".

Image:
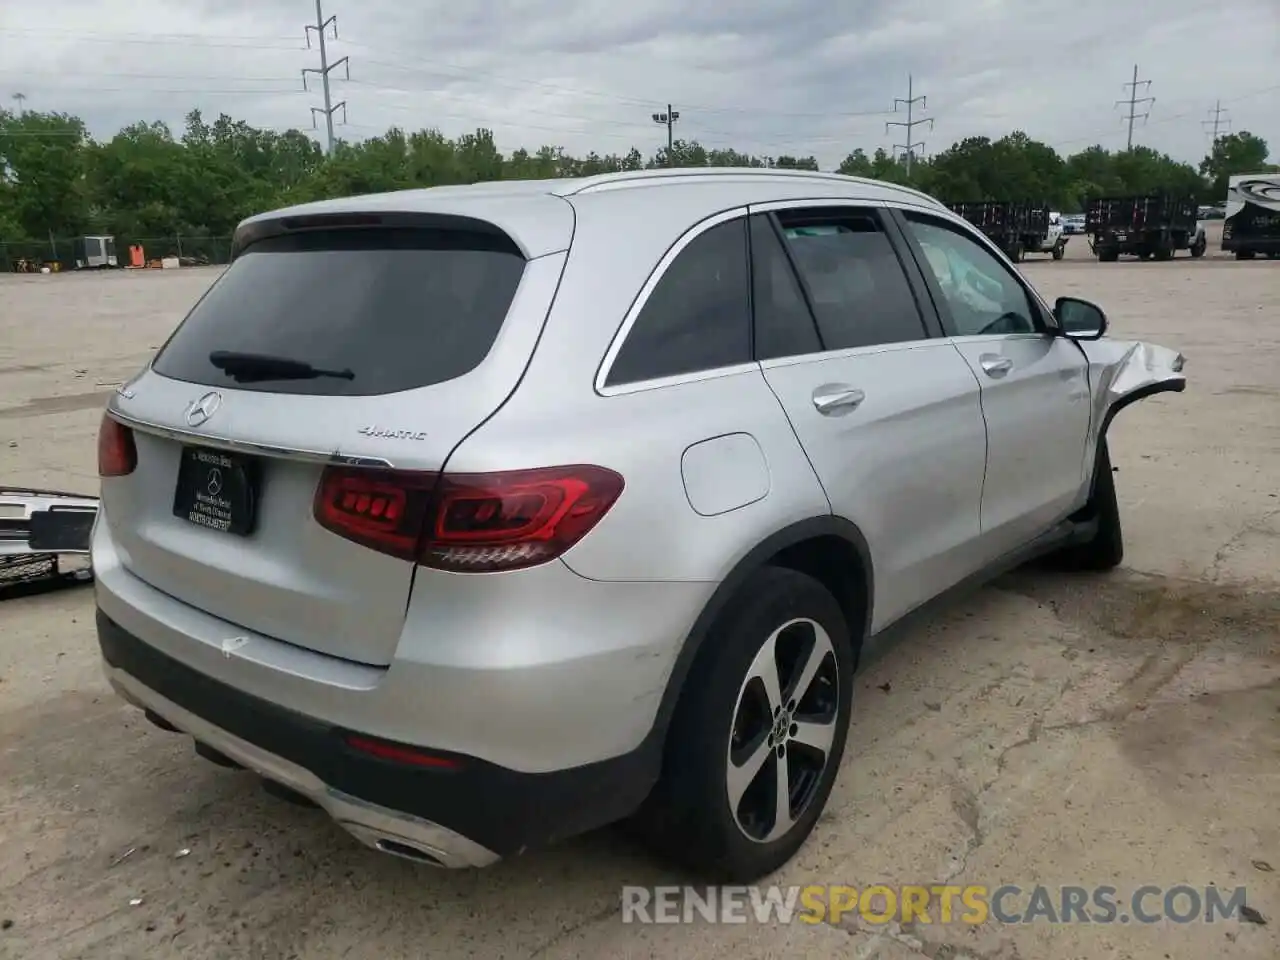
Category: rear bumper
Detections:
[
  {"x1": 91, "y1": 509, "x2": 711, "y2": 774},
  {"x1": 1222, "y1": 236, "x2": 1280, "y2": 253},
  {"x1": 99, "y1": 610, "x2": 661, "y2": 862}
]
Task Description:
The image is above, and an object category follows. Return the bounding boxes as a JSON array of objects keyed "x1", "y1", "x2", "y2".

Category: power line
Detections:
[
  {"x1": 885, "y1": 74, "x2": 932, "y2": 175},
  {"x1": 1114, "y1": 63, "x2": 1154, "y2": 151},
  {"x1": 1053, "y1": 83, "x2": 1280, "y2": 149},
  {"x1": 651, "y1": 104, "x2": 680, "y2": 160},
  {"x1": 342, "y1": 45, "x2": 892, "y2": 121},
  {"x1": 5, "y1": 85, "x2": 306, "y2": 97},
  {"x1": 1202, "y1": 100, "x2": 1231, "y2": 141},
  {"x1": 302, "y1": 0, "x2": 349, "y2": 154}
]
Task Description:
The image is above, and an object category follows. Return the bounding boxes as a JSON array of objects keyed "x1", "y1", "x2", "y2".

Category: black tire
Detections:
[
  {"x1": 1153, "y1": 244, "x2": 1173, "y2": 261},
  {"x1": 1007, "y1": 241, "x2": 1024, "y2": 263},
  {"x1": 1137, "y1": 250, "x2": 1151, "y2": 261},
  {"x1": 1098, "y1": 248, "x2": 1119, "y2": 262},
  {"x1": 633, "y1": 566, "x2": 855, "y2": 882},
  {"x1": 1190, "y1": 237, "x2": 1206, "y2": 258},
  {"x1": 1052, "y1": 242, "x2": 1065, "y2": 261},
  {"x1": 1236, "y1": 250, "x2": 1256, "y2": 261},
  {"x1": 1053, "y1": 439, "x2": 1123, "y2": 571}
]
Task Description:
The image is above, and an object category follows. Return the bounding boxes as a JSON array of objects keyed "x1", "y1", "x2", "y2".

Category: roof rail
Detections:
[{"x1": 559, "y1": 167, "x2": 942, "y2": 207}]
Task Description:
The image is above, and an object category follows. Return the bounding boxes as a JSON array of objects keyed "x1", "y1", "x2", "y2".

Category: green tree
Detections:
[
  {"x1": 1199, "y1": 131, "x2": 1275, "y2": 199},
  {"x1": 1, "y1": 100, "x2": 1229, "y2": 266},
  {"x1": 836, "y1": 148, "x2": 873, "y2": 177},
  {"x1": 0, "y1": 109, "x2": 90, "y2": 238}
]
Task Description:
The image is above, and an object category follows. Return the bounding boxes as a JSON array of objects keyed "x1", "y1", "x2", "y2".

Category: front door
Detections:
[
  {"x1": 895, "y1": 209, "x2": 1092, "y2": 561},
  {"x1": 747, "y1": 206, "x2": 989, "y2": 632}
]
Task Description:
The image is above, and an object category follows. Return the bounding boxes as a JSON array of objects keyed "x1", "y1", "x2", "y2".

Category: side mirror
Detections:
[{"x1": 1055, "y1": 296, "x2": 1108, "y2": 340}]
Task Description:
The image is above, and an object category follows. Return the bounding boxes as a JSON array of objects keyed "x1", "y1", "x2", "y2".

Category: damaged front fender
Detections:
[{"x1": 1076, "y1": 338, "x2": 1187, "y2": 455}]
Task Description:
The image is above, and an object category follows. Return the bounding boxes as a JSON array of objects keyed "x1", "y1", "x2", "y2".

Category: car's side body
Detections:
[{"x1": 94, "y1": 168, "x2": 1185, "y2": 872}]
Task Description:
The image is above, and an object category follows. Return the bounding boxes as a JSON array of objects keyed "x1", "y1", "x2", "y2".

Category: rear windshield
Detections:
[{"x1": 151, "y1": 227, "x2": 526, "y2": 396}]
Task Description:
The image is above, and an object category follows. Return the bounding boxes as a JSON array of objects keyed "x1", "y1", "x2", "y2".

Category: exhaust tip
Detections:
[{"x1": 375, "y1": 838, "x2": 446, "y2": 867}]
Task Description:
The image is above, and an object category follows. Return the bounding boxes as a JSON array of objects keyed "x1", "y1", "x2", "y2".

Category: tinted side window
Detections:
[
  {"x1": 775, "y1": 209, "x2": 928, "y2": 350},
  {"x1": 606, "y1": 218, "x2": 750, "y2": 387},
  {"x1": 749, "y1": 214, "x2": 821, "y2": 360},
  {"x1": 901, "y1": 215, "x2": 1038, "y2": 337}
]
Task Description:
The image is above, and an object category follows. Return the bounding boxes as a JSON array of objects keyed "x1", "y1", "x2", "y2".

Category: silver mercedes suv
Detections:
[{"x1": 94, "y1": 168, "x2": 1185, "y2": 882}]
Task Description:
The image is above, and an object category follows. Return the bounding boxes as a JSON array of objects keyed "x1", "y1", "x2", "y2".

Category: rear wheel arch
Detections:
[{"x1": 650, "y1": 516, "x2": 874, "y2": 744}]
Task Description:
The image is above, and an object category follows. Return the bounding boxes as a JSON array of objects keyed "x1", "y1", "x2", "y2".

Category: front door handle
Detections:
[
  {"x1": 979, "y1": 354, "x2": 1014, "y2": 378},
  {"x1": 812, "y1": 385, "x2": 865, "y2": 416}
]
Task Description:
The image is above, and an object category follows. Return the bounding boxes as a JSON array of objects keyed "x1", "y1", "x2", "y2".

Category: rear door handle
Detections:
[
  {"x1": 812, "y1": 385, "x2": 865, "y2": 416},
  {"x1": 979, "y1": 354, "x2": 1014, "y2": 378}
]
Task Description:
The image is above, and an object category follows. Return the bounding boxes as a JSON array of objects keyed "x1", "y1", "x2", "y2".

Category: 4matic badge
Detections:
[{"x1": 357, "y1": 425, "x2": 428, "y2": 441}]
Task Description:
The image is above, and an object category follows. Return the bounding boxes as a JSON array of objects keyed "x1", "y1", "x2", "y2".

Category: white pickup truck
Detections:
[{"x1": 1023, "y1": 211, "x2": 1068, "y2": 260}]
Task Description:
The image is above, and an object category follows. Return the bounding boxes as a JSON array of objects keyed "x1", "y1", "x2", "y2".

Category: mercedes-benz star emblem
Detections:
[
  {"x1": 185, "y1": 391, "x2": 222, "y2": 428},
  {"x1": 207, "y1": 468, "x2": 223, "y2": 497}
]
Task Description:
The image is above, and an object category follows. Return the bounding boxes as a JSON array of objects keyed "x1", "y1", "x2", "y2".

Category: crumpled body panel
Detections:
[{"x1": 1075, "y1": 339, "x2": 1187, "y2": 485}]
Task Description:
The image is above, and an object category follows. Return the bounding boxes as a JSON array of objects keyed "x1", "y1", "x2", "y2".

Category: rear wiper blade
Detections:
[{"x1": 208, "y1": 350, "x2": 354, "y2": 383}]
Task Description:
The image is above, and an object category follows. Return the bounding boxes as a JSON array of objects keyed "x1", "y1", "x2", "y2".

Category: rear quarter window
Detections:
[{"x1": 151, "y1": 227, "x2": 527, "y2": 396}]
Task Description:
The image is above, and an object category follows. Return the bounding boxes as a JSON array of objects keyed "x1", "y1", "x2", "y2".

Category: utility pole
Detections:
[
  {"x1": 302, "y1": 0, "x2": 349, "y2": 155},
  {"x1": 886, "y1": 75, "x2": 933, "y2": 175},
  {"x1": 652, "y1": 104, "x2": 680, "y2": 164},
  {"x1": 1115, "y1": 64, "x2": 1154, "y2": 151},
  {"x1": 11, "y1": 92, "x2": 27, "y2": 116},
  {"x1": 1202, "y1": 100, "x2": 1231, "y2": 142}
]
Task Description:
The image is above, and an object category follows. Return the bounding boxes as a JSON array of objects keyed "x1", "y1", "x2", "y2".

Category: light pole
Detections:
[{"x1": 652, "y1": 104, "x2": 680, "y2": 164}]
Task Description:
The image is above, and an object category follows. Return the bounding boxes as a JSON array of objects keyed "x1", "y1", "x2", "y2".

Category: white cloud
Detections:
[{"x1": 0, "y1": 0, "x2": 1276, "y2": 167}]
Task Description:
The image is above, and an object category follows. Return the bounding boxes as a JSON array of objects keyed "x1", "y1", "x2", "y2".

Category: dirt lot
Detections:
[{"x1": 1, "y1": 249, "x2": 1277, "y2": 960}]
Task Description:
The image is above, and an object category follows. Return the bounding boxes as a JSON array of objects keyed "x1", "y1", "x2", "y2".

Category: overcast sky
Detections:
[{"x1": 1, "y1": 0, "x2": 1277, "y2": 169}]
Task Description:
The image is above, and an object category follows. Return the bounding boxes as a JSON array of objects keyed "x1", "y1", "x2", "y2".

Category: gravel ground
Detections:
[{"x1": 0, "y1": 243, "x2": 1277, "y2": 960}]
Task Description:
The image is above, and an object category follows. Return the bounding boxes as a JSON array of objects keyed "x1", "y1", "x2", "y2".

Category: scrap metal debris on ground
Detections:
[{"x1": 0, "y1": 488, "x2": 98, "y2": 600}]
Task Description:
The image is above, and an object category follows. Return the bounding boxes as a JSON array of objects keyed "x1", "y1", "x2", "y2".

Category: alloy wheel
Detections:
[{"x1": 726, "y1": 617, "x2": 841, "y2": 843}]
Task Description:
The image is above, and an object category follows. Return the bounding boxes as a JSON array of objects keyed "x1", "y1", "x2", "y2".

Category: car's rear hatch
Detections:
[{"x1": 101, "y1": 197, "x2": 572, "y2": 665}]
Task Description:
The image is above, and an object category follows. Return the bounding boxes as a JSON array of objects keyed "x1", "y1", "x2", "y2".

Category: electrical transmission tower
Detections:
[
  {"x1": 302, "y1": 0, "x2": 349, "y2": 155},
  {"x1": 652, "y1": 104, "x2": 680, "y2": 162},
  {"x1": 886, "y1": 75, "x2": 933, "y2": 175},
  {"x1": 1115, "y1": 64, "x2": 1154, "y2": 150},
  {"x1": 1202, "y1": 100, "x2": 1232, "y2": 141}
]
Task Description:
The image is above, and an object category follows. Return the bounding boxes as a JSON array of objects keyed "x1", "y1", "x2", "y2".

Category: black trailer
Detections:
[
  {"x1": 945, "y1": 201, "x2": 1056, "y2": 262},
  {"x1": 1085, "y1": 195, "x2": 1206, "y2": 261},
  {"x1": 1222, "y1": 175, "x2": 1280, "y2": 260}
]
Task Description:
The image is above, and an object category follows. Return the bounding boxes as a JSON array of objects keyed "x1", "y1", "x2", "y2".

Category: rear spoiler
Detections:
[{"x1": 230, "y1": 211, "x2": 523, "y2": 261}]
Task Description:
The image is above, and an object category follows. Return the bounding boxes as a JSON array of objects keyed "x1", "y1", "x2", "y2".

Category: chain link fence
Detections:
[{"x1": 2, "y1": 235, "x2": 233, "y2": 273}]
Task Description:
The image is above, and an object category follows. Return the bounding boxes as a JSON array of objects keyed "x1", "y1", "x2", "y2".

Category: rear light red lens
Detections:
[
  {"x1": 313, "y1": 467, "x2": 435, "y2": 560},
  {"x1": 344, "y1": 734, "x2": 460, "y2": 769},
  {"x1": 97, "y1": 414, "x2": 137, "y2": 477},
  {"x1": 313, "y1": 464, "x2": 624, "y2": 572}
]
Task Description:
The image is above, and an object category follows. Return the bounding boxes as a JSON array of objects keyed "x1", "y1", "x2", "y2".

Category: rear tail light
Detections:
[
  {"x1": 98, "y1": 414, "x2": 137, "y2": 477},
  {"x1": 313, "y1": 464, "x2": 624, "y2": 573}
]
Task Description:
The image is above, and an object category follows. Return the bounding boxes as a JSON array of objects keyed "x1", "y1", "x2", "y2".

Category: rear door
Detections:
[
  {"x1": 103, "y1": 219, "x2": 566, "y2": 665},
  {"x1": 748, "y1": 204, "x2": 988, "y2": 632},
  {"x1": 893, "y1": 208, "x2": 1091, "y2": 561}
]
